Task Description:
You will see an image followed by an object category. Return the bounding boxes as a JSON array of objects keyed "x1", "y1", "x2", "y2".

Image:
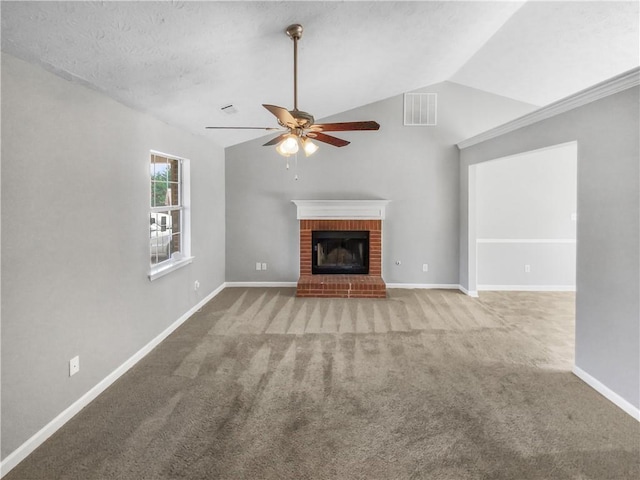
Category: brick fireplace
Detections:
[{"x1": 292, "y1": 200, "x2": 389, "y2": 298}]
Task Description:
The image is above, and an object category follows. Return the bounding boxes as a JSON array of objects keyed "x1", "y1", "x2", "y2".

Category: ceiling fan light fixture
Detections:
[
  {"x1": 302, "y1": 138, "x2": 319, "y2": 157},
  {"x1": 276, "y1": 135, "x2": 299, "y2": 156},
  {"x1": 275, "y1": 142, "x2": 291, "y2": 157}
]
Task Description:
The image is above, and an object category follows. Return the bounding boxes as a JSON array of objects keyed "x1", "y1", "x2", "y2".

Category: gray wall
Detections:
[
  {"x1": 459, "y1": 86, "x2": 640, "y2": 410},
  {"x1": 475, "y1": 142, "x2": 577, "y2": 288},
  {"x1": 1, "y1": 53, "x2": 226, "y2": 458},
  {"x1": 225, "y1": 81, "x2": 535, "y2": 285}
]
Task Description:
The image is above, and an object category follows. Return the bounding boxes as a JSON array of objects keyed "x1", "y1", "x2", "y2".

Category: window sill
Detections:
[{"x1": 148, "y1": 256, "x2": 194, "y2": 281}]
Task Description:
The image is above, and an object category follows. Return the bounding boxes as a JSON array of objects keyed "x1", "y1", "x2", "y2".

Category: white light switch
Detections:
[
  {"x1": 261, "y1": 263, "x2": 267, "y2": 271},
  {"x1": 256, "y1": 262, "x2": 262, "y2": 271}
]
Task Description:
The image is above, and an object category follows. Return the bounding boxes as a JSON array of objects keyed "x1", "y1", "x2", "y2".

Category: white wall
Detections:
[
  {"x1": 225, "y1": 81, "x2": 536, "y2": 285},
  {"x1": 1, "y1": 53, "x2": 226, "y2": 460},
  {"x1": 475, "y1": 142, "x2": 577, "y2": 289}
]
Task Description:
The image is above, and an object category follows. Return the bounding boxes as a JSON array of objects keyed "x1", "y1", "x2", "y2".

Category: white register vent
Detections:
[
  {"x1": 404, "y1": 92, "x2": 437, "y2": 126},
  {"x1": 292, "y1": 200, "x2": 390, "y2": 220}
]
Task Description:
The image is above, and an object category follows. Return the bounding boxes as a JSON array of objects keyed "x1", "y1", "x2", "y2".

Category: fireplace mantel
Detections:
[{"x1": 292, "y1": 200, "x2": 390, "y2": 220}]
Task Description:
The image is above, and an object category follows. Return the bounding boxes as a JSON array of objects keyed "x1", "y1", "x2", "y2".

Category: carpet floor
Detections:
[{"x1": 6, "y1": 288, "x2": 639, "y2": 479}]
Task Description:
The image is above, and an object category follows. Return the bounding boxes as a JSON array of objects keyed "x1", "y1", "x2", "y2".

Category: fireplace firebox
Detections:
[{"x1": 312, "y1": 230, "x2": 369, "y2": 274}]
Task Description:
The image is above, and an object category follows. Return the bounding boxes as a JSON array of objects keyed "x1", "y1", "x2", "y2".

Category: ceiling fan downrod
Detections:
[{"x1": 286, "y1": 24, "x2": 303, "y2": 112}]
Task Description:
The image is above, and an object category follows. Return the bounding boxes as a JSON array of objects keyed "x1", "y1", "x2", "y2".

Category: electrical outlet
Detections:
[
  {"x1": 524, "y1": 264, "x2": 531, "y2": 273},
  {"x1": 194, "y1": 280, "x2": 200, "y2": 291},
  {"x1": 256, "y1": 262, "x2": 262, "y2": 271},
  {"x1": 422, "y1": 264, "x2": 429, "y2": 272},
  {"x1": 69, "y1": 356, "x2": 80, "y2": 377},
  {"x1": 261, "y1": 263, "x2": 267, "y2": 271}
]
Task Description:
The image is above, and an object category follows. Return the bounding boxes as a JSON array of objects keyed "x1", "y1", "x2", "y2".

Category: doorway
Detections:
[{"x1": 469, "y1": 141, "x2": 578, "y2": 292}]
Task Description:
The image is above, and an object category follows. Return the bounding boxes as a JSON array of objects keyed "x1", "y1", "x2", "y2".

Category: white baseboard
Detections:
[
  {"x1": 457, "y1": 285, "x2": 479, "y2": 297},
  {"x1": 386, "y1": 283, "x2": 459, "y2": 290},
  {"x1": 225, "y1": 281, "x2": 297, "y2": 288},
  {"x1": 0, "y1": 282, "x2": 227, "y2": 478},
  {"x1": 478, "y1": 285, "x2": 576, "y2": 292},
  {"x1": 572, "y1": 366, "x2": 640, "y2": 421},
  {"x1": 386, "y1": 283, "x2": 479, "y2": 298}
]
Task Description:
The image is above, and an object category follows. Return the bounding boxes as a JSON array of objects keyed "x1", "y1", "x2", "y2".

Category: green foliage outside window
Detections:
[{"x1": 151, "y1": 170, "x2": 169, "y2": 207}]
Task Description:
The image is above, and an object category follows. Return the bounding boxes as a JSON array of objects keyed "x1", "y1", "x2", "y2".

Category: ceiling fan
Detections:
[{"x1": 206, "y1": 24, "x2": 380, "y2": 157}]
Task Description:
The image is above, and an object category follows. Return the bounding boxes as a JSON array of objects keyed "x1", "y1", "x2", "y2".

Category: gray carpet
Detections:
[{"x1": 7, "y1": 288, "x2": 639, "y2": 479}]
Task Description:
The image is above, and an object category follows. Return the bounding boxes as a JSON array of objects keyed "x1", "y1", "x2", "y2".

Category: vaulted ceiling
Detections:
[{"x1": 2, "y1": 1, "x2": 638, "y2": 147}]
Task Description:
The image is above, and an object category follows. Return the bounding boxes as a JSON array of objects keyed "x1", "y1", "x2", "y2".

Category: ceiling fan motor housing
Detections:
[{"x1": 290, "y1": 110, "x2": 314, "y2": 129}]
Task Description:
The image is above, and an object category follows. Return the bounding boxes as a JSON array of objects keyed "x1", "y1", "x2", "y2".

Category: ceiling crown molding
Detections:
[{"x1": 458, "y1": 67, "x2": 640, "y2": 150}]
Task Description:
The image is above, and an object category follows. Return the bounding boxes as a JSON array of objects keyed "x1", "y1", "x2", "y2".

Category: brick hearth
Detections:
[
  {"x1": 296, "y1": 274, "x2": 386, "y2": 298},
  {"x1": 296, "y1": 219, "x2": 386, "y2": 298}
]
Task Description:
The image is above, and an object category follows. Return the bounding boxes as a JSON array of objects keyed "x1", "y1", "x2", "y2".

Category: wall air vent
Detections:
[{"x1": 404, "y1": 93, "x2": 437, "y2": 126}]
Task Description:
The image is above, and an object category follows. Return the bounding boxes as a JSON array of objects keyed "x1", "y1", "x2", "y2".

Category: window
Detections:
[{"x1": 149, "y1": 151, "x2": 192, "y2": 280}]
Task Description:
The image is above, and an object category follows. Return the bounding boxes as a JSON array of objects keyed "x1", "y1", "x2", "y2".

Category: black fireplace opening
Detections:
[{"x1": 312, "y1": 230, "x2": 369, "y2": 274}]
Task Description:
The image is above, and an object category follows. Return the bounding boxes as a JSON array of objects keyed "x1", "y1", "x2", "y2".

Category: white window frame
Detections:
[{"x1": 148, "y1": 150, "x2": 193, "y2": 281}]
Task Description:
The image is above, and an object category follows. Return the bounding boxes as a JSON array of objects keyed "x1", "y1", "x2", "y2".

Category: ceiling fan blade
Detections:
[
  {"x1": 205, "y1": 126, "x2": 280, "y2": 130},
  {"x1": 309, "y1": 132, "x2": 350, "y2": 147},
  {"x1": 310, "y1": 121, "x2": 380, "y2": 132},
  {"x1": 263, "y1": 133, "x2": 288, "y2": 146},
  {"x1": 263, "y1": 104, "x2": 298, "y2": 128}
]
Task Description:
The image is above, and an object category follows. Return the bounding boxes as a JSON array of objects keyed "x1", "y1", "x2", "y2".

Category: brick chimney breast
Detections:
[{"x1": 292, "y1": 200, "x2": 389, "y2": 298}]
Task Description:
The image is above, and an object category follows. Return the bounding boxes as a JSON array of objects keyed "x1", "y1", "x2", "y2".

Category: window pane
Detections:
[
  {"x1": 171, "y1": 210, "x2": 181, "y2": 235},
  {"x1": 150, "y1": 181, "x2": 157, "y2": 207},
  {"x1": 167, "y1": 183, "x2": 179, "y2": 206},
  {"x1": 151, "y1": 156, "x2": 170, "y2": 207},
  {"x1": 168, "y1": 158, "x2": 179, "y2": 182},
  {"x1": 167, "y1": 158, "x2": 179, "y2": 206},
  {"x1": 150, "y1": 213, "x2": 161, "y2": 264},
  {"x1": 150, "y1": 155, "x2": 157, "y2": 206},
  {"x1": 170, "y1": 232, "x2": 181, "y2": 258},
  {"x1": 150, "y1": 211, "x2": 174, "y2": 263}
]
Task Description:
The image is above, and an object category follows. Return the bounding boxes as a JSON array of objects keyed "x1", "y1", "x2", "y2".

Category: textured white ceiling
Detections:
[{"x1": 2, "y1": 1, "x2": 638, "y2": 147}]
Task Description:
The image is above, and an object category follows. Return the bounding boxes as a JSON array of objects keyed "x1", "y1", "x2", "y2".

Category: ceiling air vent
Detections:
[
  {"x1": 404, "y1": 93, "x2": 437, "y2": 126},
  {"x1": 220, "y1": 104, "x2": 238, "y2": 114}
]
